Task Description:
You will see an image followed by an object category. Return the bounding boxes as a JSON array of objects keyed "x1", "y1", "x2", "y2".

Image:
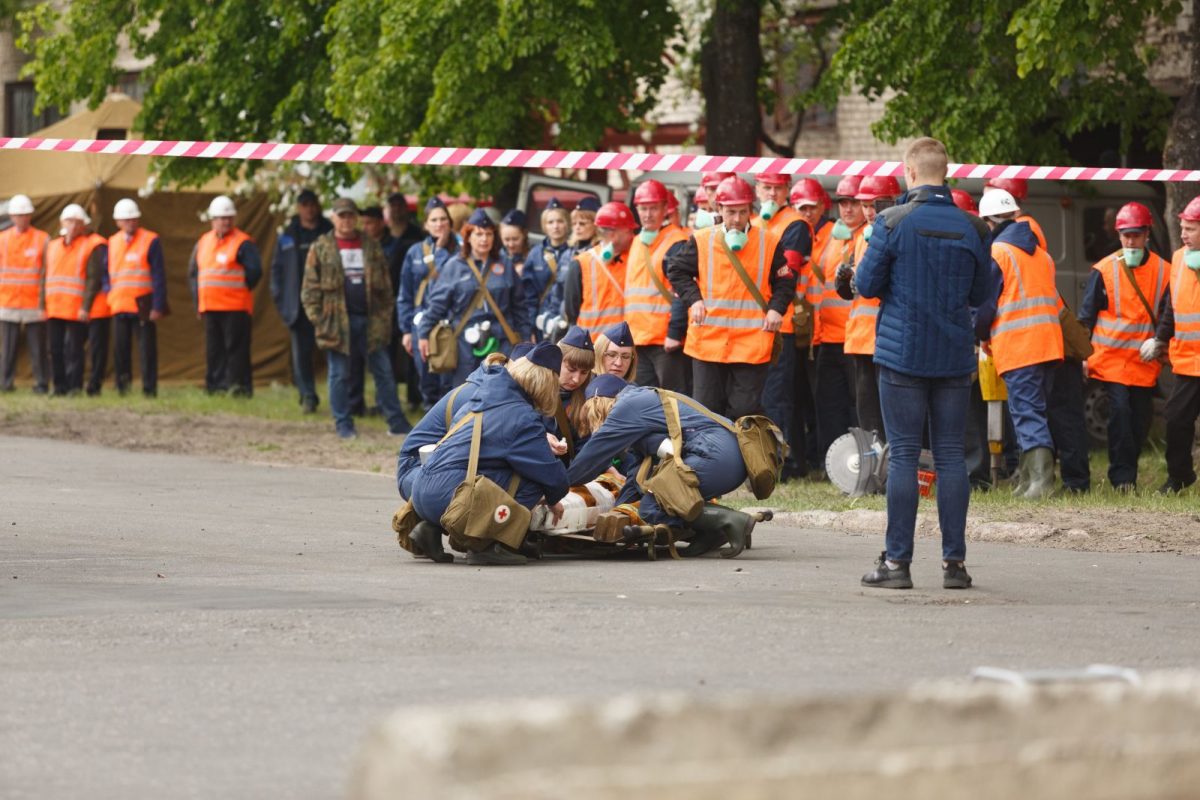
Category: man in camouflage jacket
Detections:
[{"x1": 301, "y1": 198, "x2": 411, "y2": 438}]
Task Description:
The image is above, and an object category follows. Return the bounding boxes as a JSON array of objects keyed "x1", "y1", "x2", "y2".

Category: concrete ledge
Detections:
[{"x1": 349, "y1": 671, "x2": 1200, "y2": 800}]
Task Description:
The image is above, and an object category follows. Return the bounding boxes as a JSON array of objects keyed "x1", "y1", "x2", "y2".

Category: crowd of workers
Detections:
[{"x1": 2, "y1": 134, "x2": 1200, "y2": 577}]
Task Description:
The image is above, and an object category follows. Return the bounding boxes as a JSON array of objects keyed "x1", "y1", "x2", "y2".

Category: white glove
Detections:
[{"x1": 1138, "y1": 338, "x2": 1163, "y2": 363}]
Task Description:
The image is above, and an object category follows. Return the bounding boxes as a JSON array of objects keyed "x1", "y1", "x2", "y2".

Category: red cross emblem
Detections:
[{"x1": 493, "y1": 505, "x2": 511, "y2": 524}]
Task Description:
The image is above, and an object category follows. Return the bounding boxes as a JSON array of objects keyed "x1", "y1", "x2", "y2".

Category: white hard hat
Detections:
[
  {"x1": 113, "y1": 198, "x2": 142, "y2": 220},
  {"x1": 60, "y1": 203, "x2": 91, "y2": 225},
  {"x1": 8, "y1": 194, "x2": 34, "y2": 215},
  {"x1": 207, "y1": 195, "x2": 237, "y2": 218},
  {"x1": 977, "y1": 189, "x2": 1020, "y2": 219}
]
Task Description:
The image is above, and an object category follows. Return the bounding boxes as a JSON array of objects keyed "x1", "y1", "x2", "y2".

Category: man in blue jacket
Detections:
[{"x1": 854, "y1": 137, "x2": 991, "y2": 590}]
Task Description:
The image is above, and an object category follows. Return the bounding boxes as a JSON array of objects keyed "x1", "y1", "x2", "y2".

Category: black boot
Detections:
[
  {"x1": 861, "y1": 551, "x2": 913, "y2": 589},
  {"x1": 466, "y1": 542, "x2": 528, "y2": 566},
  {"x1": 409, "y1": 521, "x2": 453, "y2": 563},
  {"x1": 680, "y1": 504, "x2": 756, "y2": 559},
  {"x1": 1021, "y1": 447, "x2": 1056, "y2": 499}
]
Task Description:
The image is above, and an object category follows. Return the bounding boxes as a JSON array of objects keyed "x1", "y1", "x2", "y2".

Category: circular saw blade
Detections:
[{"x1": 825, "y1": 427, "x2": 886, "y2": 496}]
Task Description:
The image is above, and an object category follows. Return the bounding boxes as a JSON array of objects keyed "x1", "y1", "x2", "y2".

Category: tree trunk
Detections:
[
  {"x1": 1163, "y1": 4, "x2": 1200, "y2": 251},
  {"x1": 700, "y1": 0, "x2": 763, "y2": 157}
]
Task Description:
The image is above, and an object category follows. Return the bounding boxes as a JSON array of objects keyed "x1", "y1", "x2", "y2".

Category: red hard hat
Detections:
[
  {"x1": 1115, "y1": 201, "x2": 1153, "y2": 231},
  {"x1": 789, "y1": 178, "x2": 826, "y2": 207},
  {"x1": 1179, "y1": 196, "x2": 1200, "y2": 222},
  {"x1": 985, "y1": 177, "x2": 1028, "y2": 201},
  {"x1": 754, "y1": 172, "x2": 790, "y2": 187},
  {"x1": 855, "y1": 175, "x2": 902, "y2": 201},
  {"x1": 834, "y1": 175, "x2": 863, "y2": 200},
  {"x1": 633, "y1": 179, "x2": 670, "y2": 206},
  {"x1": 701, "y1": 171, "x2": 736, "y2": 190},
  {"x1": 595, "y1": 201, "x2": 637, "y2": 230},
  {"x1": 714, "y1": 176, "x2": 756, "y2": 206},
  {"x1": 666, "y1": 192, "x2": 679, "y2": 212},
  {"x1": 951, "y1": 189, "x2": 978, "y2": 215},
  {"x1": 693, "y1": 186, "x2": 709, "y2": 205}
]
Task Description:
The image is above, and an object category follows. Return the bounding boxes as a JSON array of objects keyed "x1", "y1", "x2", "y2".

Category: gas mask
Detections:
[
  {"x1": 693, "y1": 209, "x2": 715, "y2": 230},
  {"x1": 724, "y1": 227, "x2": 748, "y2": 252},
  {"x1": 759, "y1": 200, "x2": 779, "y2": 221},
  {"x1": 1122, "y1": 247, "x2": 1145, "y2": 267}
]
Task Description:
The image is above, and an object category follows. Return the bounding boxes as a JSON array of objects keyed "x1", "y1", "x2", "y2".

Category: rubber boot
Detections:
[
  {"x1": 1011, "y1": 448, "x2": 1031, "y2": 496},
  {"x1": 466, "y1": 541, "x2": 528, "y2": 566},
  {"x1": 410, "y1": 521, "x2": 453, "y2": 563},
  {"x1": 1021, "y1": 446, "x2": 1056, "y2": 500},
  {"x1": 680, "y1": 504, "x2": 756, "y2": 559}
]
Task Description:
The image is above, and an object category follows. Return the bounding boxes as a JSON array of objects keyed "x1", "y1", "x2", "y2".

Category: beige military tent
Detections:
[{"x1": 0, "y1": 94, "x2": 292, "y2": 384}]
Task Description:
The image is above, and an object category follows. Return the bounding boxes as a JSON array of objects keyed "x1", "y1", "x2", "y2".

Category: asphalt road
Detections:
[{"x1": 2, "y1": 435, "x2": 1198, "y2": 799}]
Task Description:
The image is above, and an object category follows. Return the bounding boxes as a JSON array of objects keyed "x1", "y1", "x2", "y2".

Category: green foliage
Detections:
[
  {"x1": 817, "y1": 0, "x2": 1181, "y2": 165},
  {"x1": 14, "y1": 0, "x2": 679, "y2": 196}
]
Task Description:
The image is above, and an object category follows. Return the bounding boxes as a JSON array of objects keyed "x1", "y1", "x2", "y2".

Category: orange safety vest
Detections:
[
  {"x1": 684, "y1": 224, "x2": 780, "y2": 365},
  {"x1": 988, "y1": 242, "x2": 1064, "y2": 375},
  {"x1": 625, "y1": 224, "x2": 689, "y2": 346},
  {"x1": 196, "y1": 228, "x2": 254, "y2": 314},
  {"x1": 45, "y1": 233, "x2": 109, "y2": 321},
  {"x1": 1019, "y1": 214, "x2": 1047, "y2": 251},
  {"x1": 844, "y1": 230, "x2": 881, "y2": 356},
  {"x1": 575, "y1": 245, "x2": 627, "y2": 335},
  {"x1": 107, "y1": 227, "x2": 158, "y2": 315},
  {"x1": 760, "y1": 207, "x2": 808, "y2": 336},
  {"x1": 1167, "y1": 248, "x2": 1200, "y2": 378},
  {"x1": 0, "y1": 226, "x2": 49, "y2": 311},
  {"x1": 806, "y1": 221, "x2": 832, "y2": 346},
  {"x1": 1088, "y1": 250, "x2": 1168, "y2": 387},
  {"x1": 815, "y1": 222, "x2": 865, "y2": 344}
]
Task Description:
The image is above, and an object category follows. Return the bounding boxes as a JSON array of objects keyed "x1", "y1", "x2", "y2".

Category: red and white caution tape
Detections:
[{"x1": 1, "y1": 135, "x2": 1198, "y2": 182}]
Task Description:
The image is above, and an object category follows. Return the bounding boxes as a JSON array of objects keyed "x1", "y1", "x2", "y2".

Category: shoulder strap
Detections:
[
  {"x1": 465, "y1": 412, "x2": 484, "y2": 483},
  {"x1": 444, "y1": 383, "x2": 469, "y2": 429},
  {"x1": 452, "y1": 284, "x2": 488, "y2": 338},
  {"x1": 1119, "y1": 255, "x2": 1157, "y2": 327},
  {"x1": 538, "y1": 251, "x2": 560, "y2": 305},
  {"x1": 415, "y1": 243, "x2": 437, "y2": 306},
  {"x1": 719, "y1": 235, "x2": 768, "y2": 312},
  {"x1": 465, "y1": 260, "x2": 520, "y2": 345},
  {"x1": 643, "y1": 238, "x2": 675, "y2": 303},
  {"x1": 553, "y1": 400, "x2": 575, "y2": 460},
  {"x1": 636, "y1": 390, "x2": 688, "y2": 488},
  {"x1": 587, "y1": 249, "x2": 626, "y2": 297},
  {"x1": 665, "y1": 390, "x2": 737, "y2": 432}
]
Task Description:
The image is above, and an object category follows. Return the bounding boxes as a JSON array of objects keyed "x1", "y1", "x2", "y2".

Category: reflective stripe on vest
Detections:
[
  {"x1": 683, "y1": 225, "x2": 778, "y2": 365},
  {"x1": 1088, "y1": 251, "x2": 1168, "y2": 387},
  {"x1": 45, "y1": 233, "x2": 108, "y2": 320},
  {"x1": 816, "y1": 224, "x2": 863, "y2": 343},
  {"x1": 988, "y1": 242, "x2": 1063, "y2": 374},
  {"x1": 624, "y1": 224, "x2": 688, "y2": 346},
  {"x1": 576, "y1": 246, "x2": 626, "y2": 334},
  {"x1": 197, "y1": 228, "x2": 254, "y2": 314},
  {"x1": 0, "y1": 226, "x2": 49, "y2": 310},
  {"x1": 1168, "y1": 250, "x2": 1200, "y2": 376},
  {"x1": 844, "y1": 231, "x2": 880, "y2": 356},
  {"x1": 107, "y1": 227, "x2": 157, "y2": 314}
]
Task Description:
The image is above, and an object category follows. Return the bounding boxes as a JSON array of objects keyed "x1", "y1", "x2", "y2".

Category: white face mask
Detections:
[
  {"x1": 724, "y1": 227, "x2": 748, "y2": 252},
  {"x1": 1185, "y1": 249, "x2": 1200, "y2": 270},
  {"x1": 831, "y1": 219, "x2": 852, "y2": 241},
  {"x1": 863, "y1": 223, "x2": 874, "y2": 242},
  {"x1": 1122, "y1": 247, "x2": 1144, "y2": 267},
  {"x1": 638, "y1": 229, "x2": 657, "y2": 246},
  {"x1": 693, "y1": 209, "x2": 715, "y2": 229},
  {"x1": 601, "y1": 242, "x2": 615, "y2": 262},
  {"x1": 759, "y1": 200, "x2": 779, "y2": 220}
]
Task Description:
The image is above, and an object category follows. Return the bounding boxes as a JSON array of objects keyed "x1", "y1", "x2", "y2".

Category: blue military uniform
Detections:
[
  {"x1": 397, "y1": 201, "x2": 457, "y2": 407},
  {"x1": 566, "y1": 385, "x2": 747, "y2": 525},
  {"x1": 524, "y1": 239, "x2": 574, "y2": 338},
  {"x1": 410, "y1": 366, "x2": 570, "y2": 524}
]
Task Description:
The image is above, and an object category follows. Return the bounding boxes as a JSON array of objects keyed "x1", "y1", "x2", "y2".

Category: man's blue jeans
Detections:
[
  {"x1": 1002, "y1": 362, "x2": 1056, "y2": 452},
  {"x1": 878, "y1": 366, "x2": 971, "y2": 563},
  {"x1": 327, "y1": 315, "x2": 409, "y2": 434}
]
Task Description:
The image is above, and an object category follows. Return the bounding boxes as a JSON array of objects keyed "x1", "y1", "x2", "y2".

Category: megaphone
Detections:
[{"x1": 825, "y1": 427, "x2": 888, "y2": 496}]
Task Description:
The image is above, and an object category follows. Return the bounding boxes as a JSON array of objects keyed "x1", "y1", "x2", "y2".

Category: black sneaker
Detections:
[
  {"x1": 1158, "y1": 476, "x2": 1195, "y2": 495},
  {"x1": 861, "y1": 552, "x2": 912, "y2": 589},
  {"x1": 943, "y1": 561, "x2": 973, "y2": 589}
]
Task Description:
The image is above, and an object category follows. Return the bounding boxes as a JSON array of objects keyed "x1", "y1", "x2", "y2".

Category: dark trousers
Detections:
[
  {"x1": 635, "y1": 344, "x2": 692, "y2": 394},
  {"x1": 348, "y1": 345, "x2": 368, "y2": 415},
  {"x1": 761, "y1": 334, "x2": 795, "y2": 452},
  {"x1": 964, "y1": 379, "x2": 991, "y2": 487},
  {"x1": 113, "y1": 314, "x2": 157, "y2": 395},
  {"x1": 815, "y1": 342, "x2": 858, "y2": 460},
  {"x1": 204, "y1": 311, "x2": 253, "y2": 396},
  {"x1": 692, "y1": 359, "x2": 768, "y2": 420},
  {"x1": 1164, "y1": 373, "x2": 1200, "y2": 486},
  {"x1": 791, "y1": 345, "x2": 820, "y2": 471},
  {"x1": 1047, "y1": 360, "x2": 1091, "y2": 491},
  {"x1": 86, "y1": 317, "x2": 110, "y2": 395},
  {"x1": 288, "y1": 313, "x2": 319, "y2": 404},
  {"x1": 1099, "y1": 380, "x2": 1154, "y2": 489},
  {"x1": 0, "y1": 320, "x2": 49, "y2": 392},
  {"x1": 47, "y1": 318, "x2": 87, "y2": 395},
  {"x1": 853, "y1": 354, "x2": 885, "y2": 441},
  {"x1": 1002, "y1": 362, "x2": 1056, "y2": 452}
]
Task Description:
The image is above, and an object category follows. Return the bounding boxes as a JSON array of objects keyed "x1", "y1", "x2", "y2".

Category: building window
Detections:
[
  {"x1": 116, "y1": 72, "x2": 147, "y2": 103},
  {"x1": 4, "y1": 81, "x2": 63, "y2": 137}
]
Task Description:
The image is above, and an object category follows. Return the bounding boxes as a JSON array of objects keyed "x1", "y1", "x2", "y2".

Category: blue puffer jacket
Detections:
[
  {"x1": 856, "y1": 185, "x2": 991, "y2": 377},
  {"x1": 410, "y1": 368, "x2": 569, "y2": 523}
]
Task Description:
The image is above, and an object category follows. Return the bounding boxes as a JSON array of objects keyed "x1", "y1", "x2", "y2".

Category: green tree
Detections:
[{"x1": 15, "y1": 0, "x2": 679, "y2": 198}]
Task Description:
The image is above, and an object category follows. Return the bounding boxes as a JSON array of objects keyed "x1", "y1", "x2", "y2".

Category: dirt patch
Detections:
[{"x1": 1, "y1": 405, "x2": 398, "y2": 475}]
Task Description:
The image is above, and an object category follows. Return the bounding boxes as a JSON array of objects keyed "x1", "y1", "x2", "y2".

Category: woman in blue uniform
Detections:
[
  {"x1": 397, "y1": 198, "x2": 457, "y2": 408},
  {"x1": 525, "y1": 199, "x2": 574, "y2": 340},
  {"x1": 568, "y1": 382, "x2": 757, "y2": 557},
  {"x1": 417, "y1": 209, "x2": 532, "y2": 385},
  {"x1": 396, "y1": 344, "x2": 533, "y2": 502},
  {"x1": 545, "y1": 325, "x2": 595, "y2": 460},
  {"x1": 499, "y1": 208, "x2": 529, "y2": 276},
  {"x1": 409, "y1": 342, "x2": 570, "y2": 566},
  {"x1": 593, "y1": 321, "x2": 638, "y2": 381}
]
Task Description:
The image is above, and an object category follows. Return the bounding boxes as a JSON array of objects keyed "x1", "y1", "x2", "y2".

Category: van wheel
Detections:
[{"x1": 1083, "y1": 381, "x2": 1109, "y2": 448}]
